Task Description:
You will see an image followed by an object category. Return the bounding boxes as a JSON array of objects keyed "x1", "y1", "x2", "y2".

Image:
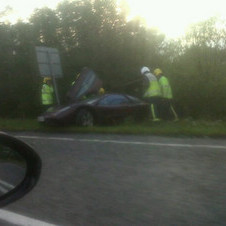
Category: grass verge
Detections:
[{"x1": 0, "y1": 118, "x2": 226, "y2": 137}]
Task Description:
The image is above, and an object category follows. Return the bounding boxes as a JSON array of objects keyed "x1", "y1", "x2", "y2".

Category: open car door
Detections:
[{"x1": 66, "y1": 68, "x2": 103, "y2": 103}]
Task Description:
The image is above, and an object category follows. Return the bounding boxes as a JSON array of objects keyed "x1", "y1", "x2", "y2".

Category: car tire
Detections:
[{"x1": 76, "y1": 109, "x2": 94, "y2": 127}]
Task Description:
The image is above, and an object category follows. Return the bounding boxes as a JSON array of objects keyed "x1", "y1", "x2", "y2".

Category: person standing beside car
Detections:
[
  {"x1": 140, "y1": 66, "x2": 162, "y2": 122},
  {"x1": 41, "y1": 77, "x2": 54, "y2": 112},
  {"x1": 154, "y1": 68, "x2": 179, "y2": 121}
]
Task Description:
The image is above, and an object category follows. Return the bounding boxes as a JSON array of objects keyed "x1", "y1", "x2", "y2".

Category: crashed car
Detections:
[
  {"x1": 38, "y1": 68, "x2": 149, "y2": 126},
  {"x1": 38, "y1": 94, "x2": 149, "y2": 126}
]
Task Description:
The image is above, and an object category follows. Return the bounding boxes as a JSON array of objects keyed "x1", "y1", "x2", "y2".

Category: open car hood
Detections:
[{"x1": 66, "y1": 68, "x2": 102, "y2": 103}]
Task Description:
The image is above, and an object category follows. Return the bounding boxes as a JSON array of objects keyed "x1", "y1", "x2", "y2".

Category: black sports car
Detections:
[
  {"x1": 38, "y1": 68, "x2": 149, "y2": 126},
  {"x1": 38, "y1": 94, "x2": 149, "y2": 126}
]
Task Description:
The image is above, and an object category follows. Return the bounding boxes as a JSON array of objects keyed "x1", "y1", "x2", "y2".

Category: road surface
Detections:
[
  {"x1": 0, "y1": 163, "x2": 26, "y2": 196},
  {"x1": 1, "y1": 132, "x2": 226, "y2": 226}
]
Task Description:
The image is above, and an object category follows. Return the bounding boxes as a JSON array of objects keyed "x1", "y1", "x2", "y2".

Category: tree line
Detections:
[{"x1": 0, "y1": 0, "x2": 226, "y2": 119}]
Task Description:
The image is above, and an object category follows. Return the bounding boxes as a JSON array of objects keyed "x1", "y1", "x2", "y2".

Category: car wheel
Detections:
[{"x1": 76, "y1": 109, "x2": 94, "y2": 126}]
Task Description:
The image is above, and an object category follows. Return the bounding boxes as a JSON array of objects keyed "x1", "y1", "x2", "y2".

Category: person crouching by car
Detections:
[
  {"x1": 98, "y1": 87, "x2": 105, "y2": 95},
  {"x1": 41, "y1": 77, "x2": 54, "y2": 112},
  {"x1": 82, "y1": 87, "x2": 105, "y2": 100}
]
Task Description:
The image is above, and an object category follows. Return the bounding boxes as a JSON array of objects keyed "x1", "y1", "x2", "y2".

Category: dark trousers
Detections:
[
  {"x1": 144, "y1": 97, "x2": 162, "y2": 120},
  {"x1": 42, "y1": 104, "x2": 52, "y2": 113},
  {"x1": 159, "y1": 98, "x2": 178, "y2": 120}
]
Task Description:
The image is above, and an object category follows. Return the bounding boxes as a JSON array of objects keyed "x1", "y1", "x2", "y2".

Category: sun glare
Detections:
[
  {"x1": 0, "y1": 0, "x2": 58, "y2": 23},
  {"x1": 1, "y1": 0, "x2": 226, "y2": 38},
  {"x1": 126, "y1": 0, "x2": 226, "y2": 38}
]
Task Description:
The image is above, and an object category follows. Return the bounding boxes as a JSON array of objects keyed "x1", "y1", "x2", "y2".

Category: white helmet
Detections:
[{"x1": 141, "y1": 66, "x2": 150, "y2": 74}]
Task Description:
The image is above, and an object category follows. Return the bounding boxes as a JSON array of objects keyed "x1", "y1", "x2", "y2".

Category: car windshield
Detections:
[
  {"x1": 127, "y1": 95, "x2": 141, "y2": 103},
  {"x1": 98, "y1": 94, "x2": 129, "y2": 106}
]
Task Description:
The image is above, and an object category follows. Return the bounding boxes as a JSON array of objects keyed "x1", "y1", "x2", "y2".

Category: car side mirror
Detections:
[{"x1": 0, "y1": 132, "x2": 41, "y2": 207}]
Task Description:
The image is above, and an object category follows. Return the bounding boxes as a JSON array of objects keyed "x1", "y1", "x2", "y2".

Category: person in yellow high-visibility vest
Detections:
[
  {"x1": 141, "y1": 66, "x2": 162, "y2": 122},
  {"x1": 154, "y1": 68, "x2": 179, "y2": 121},
  {"x1": 41, "y1": 77, "x2": 54, "y2": 112}
]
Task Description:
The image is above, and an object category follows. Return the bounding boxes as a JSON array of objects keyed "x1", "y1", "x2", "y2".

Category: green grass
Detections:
[{"x1": 1, "y1": 118, "x2": 226, "y2": 137}]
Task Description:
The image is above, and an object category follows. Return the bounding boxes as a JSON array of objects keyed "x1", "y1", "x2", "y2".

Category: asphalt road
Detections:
[
  {"x1": 0, "y1": 163, "x2": 26, "y2": 196},
  {"x1": 1, "y1": 132, "x2": 226, "y2": 226}
]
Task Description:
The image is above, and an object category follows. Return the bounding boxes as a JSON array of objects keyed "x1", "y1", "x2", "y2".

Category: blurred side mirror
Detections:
[{"x1": 0, "y1": 132, "x2": 41, "y2": 207}]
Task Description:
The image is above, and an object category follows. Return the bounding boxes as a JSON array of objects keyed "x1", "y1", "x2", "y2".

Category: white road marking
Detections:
[
  {"x1": 15, "y1": 135, "x2": 226, "y2": 150},
  {"x1": 16, "y1": 135, "x2": 75, "y2": 142},
  {"x1": 0, "y1": 180, "x2": 14, "y2": 189},
  {"x1": 0, "y1": 180, "x2": 14, "y2": 193},
  {"x1": 0, "y1": 209, "x2": 57, "y2": 226},
  {"x1": 0, "y1": 186, "x2": 8, "y2": 193}
]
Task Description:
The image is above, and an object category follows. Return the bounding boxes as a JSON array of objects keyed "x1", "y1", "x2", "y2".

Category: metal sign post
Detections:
[
  {"x1": 35, "y1": 46, "x2": 63, "y2": 105},
  {"x1": 46, "y1": 51, "x2": 60, "y2": 105}
]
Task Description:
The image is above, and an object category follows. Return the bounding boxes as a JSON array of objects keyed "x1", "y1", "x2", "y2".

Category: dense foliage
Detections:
[{"x1": 0, "y1": 0, "x2": 225, "y2": 119}]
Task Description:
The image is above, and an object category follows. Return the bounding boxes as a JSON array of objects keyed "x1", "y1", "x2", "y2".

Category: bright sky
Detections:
[{"x1": 0, "y1": 0, "x2": 226, "y2": 38}]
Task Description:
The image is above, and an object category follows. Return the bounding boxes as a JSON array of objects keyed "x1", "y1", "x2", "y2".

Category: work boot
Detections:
[
  {"x1": 173, "y1": 117, "x2": 179, "y2": 122},
  {"x1": 153, "y1": 118, "x2": 161, "y2": 122}
]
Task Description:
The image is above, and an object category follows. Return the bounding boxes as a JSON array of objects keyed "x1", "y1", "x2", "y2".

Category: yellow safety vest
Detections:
[
  {"x1": 42, "y1": 84, "x2": 54, "y2": 105},
  {"x1": 159, "y1": 76, "x2": 173, "y2": 99},
  {"x1": 144, "y1": 80, "x2": 162, "y2": 98}
]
